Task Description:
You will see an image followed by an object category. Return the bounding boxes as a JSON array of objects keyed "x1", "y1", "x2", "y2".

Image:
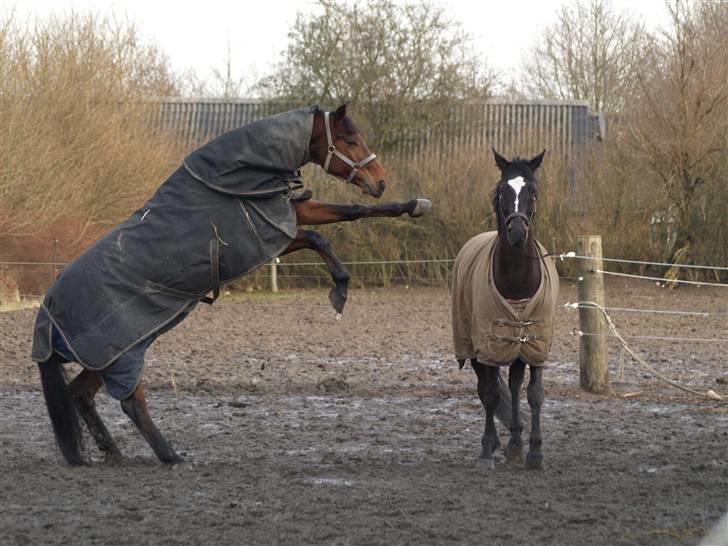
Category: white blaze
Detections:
[{"x1": 507, "y1": 176, "x2": 526, "y2": 212}]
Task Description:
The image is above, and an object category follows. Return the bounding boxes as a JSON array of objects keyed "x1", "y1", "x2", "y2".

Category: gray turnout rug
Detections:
[{"x1": 32, "y1": 106, "x2": 316, "y2": 399}]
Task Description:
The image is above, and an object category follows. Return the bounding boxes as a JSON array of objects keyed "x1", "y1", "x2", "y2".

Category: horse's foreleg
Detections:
[
  {"x1": 120, "y1": 381, "x2": 183, "y2": 464},
  {"x1": 504, "y1": 360, "x2": 526, "y2": 464},
  {"x1": 472, "y1": 360, "x2": 501, "y2": 470},
  {"x1": 526, "y1": 366, "x2": 544, "y2": 471},
  {"x1": 281, "y1": 229, "x2": 350, "y2": 313},
  {"x1": 69, "y1": 369, "x2": 122, "y2": 459},
  {"x1": 294, "y1": 198, "x2": 431, "y2": 225}
]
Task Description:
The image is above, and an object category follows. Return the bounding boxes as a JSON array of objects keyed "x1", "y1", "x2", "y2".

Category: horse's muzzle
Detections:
[
  {"x1": 362, "y1": 179, "x2": 386, "y2": 198},
  {"x1": 505, "y1": 212, "x2": 530, "y2": 246}
]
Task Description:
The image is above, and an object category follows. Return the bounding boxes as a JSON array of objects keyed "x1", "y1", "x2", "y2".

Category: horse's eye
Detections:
[{"x1": 345, "y1": 140, "x2": 358, "y2": 147}]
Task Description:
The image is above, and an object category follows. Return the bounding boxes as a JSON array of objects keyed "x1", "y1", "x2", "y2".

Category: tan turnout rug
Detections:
[{"x1": 451, "y1": 231, "x2": 559, "y2": 367}]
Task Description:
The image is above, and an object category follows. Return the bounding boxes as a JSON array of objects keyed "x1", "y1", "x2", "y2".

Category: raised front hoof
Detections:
[
  {"x1": 328, "y1": 284, "x2": 348, "y2": 314},
  {"x1": 525, "y1": 453, "x2": 544, "y2": 471},
  {"x1": 409, "y1": 198, "x2": 432, "y2": 218},
  {"x1": 504, "y1": 445, "x2": 524, "y2": 465}
]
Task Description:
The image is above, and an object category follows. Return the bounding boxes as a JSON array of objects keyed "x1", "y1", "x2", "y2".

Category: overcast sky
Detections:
[{"x1": 8, "y1": 0, "x2": 671, "y2": 93}]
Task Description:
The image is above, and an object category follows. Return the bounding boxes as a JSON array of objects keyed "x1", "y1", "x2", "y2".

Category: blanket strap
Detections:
[{"x1": 201, "y1": 239, "x2": 221, "y2": 305}]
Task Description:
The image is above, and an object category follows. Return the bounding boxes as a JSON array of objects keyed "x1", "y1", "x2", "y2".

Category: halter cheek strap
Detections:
[{"x1": 323, "y1": 111, "x2": 377, "y2": 183}]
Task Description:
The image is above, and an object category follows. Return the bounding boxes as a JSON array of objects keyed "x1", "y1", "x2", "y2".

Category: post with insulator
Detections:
[{"x1": 577, "y1": 235, "x2": 609, "y2": 393}]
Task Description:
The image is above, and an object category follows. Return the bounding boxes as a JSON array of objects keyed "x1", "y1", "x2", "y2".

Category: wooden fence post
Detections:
[
  {"x1": 270, "y1": 259, "x2": 278, "y2": 293},
  {"x1": 577, "y1": 235, "x2": 609, "y2": 393}
]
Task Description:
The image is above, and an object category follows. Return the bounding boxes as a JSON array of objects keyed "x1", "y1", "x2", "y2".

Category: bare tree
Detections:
[
  {"x1": 521, "y1": 0, "x2": 644, "y2": 112},
  {"x1": 178, "y1": 38, "x2": 255, "y2": 98},
  {"x1": 0, "y1": 12, "x2": 180, "y2": 246},
  {"x1": 626, "y1": 0, "x2": 728, "y2": 271},
  {"x1": 256, "y1": 0, "x2": 497, "y2": 151}
]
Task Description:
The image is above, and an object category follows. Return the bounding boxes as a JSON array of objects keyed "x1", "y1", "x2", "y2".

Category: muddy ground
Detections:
[{"x1": 1, "y1": 279, "x2": 727, "y2": 545}]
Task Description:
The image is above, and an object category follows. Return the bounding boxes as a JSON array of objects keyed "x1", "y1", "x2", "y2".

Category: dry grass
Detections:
[{"x1": 0, "y1": 298, "x2": 40, "y2": 313}]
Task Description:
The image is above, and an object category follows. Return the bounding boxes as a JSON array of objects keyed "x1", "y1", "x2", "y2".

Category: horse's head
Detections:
[
  {"x1": 491, "y1": 148, "x2": 545, "y2": 247},
  {"x1": 310, "y1": 104, "x2": 387, "y2": 198}
]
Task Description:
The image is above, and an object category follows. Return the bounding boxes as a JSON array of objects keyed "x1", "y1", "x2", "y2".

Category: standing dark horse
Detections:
[
  {"x1": 33, "y1": 104, "x2": 431, "y2": 465},
  {"x1": 451, "y1": 149, "x2": 559, "y2": 470}
]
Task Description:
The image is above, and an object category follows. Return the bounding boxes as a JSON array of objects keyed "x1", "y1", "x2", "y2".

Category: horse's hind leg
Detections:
[
  {"x1": 504, "y1": 360, "x2": 526, "y2": 464},
  {"x1": 69, "y1": 369, "x2": 122, "y2": 459},
  {"x1": 120, "y1": 380, "x2": 183, "y2": 464},
  {"x1": 472, "y1": 360, "x2": 501, "y2": 469},
  {"x1": 526, "y1": 366, "x2": 544, "y2": 471}
]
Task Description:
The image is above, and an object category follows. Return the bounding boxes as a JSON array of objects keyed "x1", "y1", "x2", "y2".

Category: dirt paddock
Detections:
[{"x1": 1, "y1": 279, "x2": 727, "y2": 545}]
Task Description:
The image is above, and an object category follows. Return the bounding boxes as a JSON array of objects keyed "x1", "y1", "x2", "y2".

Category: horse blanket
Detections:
[
  {"x1": 451, "y1": 231, "x2": 559, "y2": 367},
  {"x1": 31, "y1": 106, "x2": 317, "y2": 399}
]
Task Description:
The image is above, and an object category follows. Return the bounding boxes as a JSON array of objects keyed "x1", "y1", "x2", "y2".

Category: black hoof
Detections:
[
  {"x1": 478, "y1": 456, "x2": 496, "y2": 471},
  {"x1": 526, "y1": 452, "x2": 544, "y2": 471},
  {"x1": 162, "y1": 454, "x2": 186, "y2": 465},
  {"x1": 504, "y1": 444, "x2": 524, "y2": 464}
]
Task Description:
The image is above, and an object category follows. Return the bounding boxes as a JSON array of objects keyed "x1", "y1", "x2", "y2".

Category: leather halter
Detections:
[{"x1": 323, "y1": 111, "x2": 377, "y2": 184}]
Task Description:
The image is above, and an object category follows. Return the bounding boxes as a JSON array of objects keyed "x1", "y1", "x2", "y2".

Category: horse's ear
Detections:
[
  {"x1": 528, "y1": 149, "x2": 546, "y2": 172},
  {"x1": 493, "y1": 148, "x2": 510, "y2": 171},
  {"x1": 334, "y1": 104, "x2": 348, "y2": 121}
]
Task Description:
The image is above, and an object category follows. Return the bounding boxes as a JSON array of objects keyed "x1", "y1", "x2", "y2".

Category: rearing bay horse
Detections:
[
  {"x1": 33, "y1": 104, "x2": 431, "y2": 465},
  {"x1": 451, "y1": 149, "x2": 559, "y2": 470}
]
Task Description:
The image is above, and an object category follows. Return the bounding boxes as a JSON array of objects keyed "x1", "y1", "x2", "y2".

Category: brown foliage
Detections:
[{"x1": 0, "y1": 12, "x2": 181, "y2": 258}]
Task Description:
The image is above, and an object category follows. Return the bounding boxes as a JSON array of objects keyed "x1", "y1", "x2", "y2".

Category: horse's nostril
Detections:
[{"x1": 378, "y1": 180, "x2": 386, "y2": 191}]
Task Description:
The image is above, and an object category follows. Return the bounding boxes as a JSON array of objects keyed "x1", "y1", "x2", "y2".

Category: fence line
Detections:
[
  {"x1": 276, "y1": 258, "x2": 456, "y2": 267},
  {"x1": 572, "y1": 300, "x2": 723, "y2": 401},
  {"x1": 151, "y1": 98, "x2": 596, "y2": 166},
  {"x1": 595, "y1": 269, "x2": 728, "y2": 288},
  {"x1": 560, "y1": 253, "x2": 728, "y2": 271},
  {"x1": 3, "y1": 254, "x2": 727, "y2": 271},
  {"x1": 0, "y1": 261, "x2": 70, "y2": 267},
  {"x1": 571, "y1": 330, "x2": 728, "y2": 344},
  {"x1": 567, "y1": 303, "x2": 726, "y2": 318}
]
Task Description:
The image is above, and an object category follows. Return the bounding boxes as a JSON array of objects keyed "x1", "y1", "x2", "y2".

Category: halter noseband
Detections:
[
  {"x1": 504, "y1": 211, "x2": 532, "y2": 227},
  {"x1": 323, "y1": 111, "x2": 377, "y2": 184}
]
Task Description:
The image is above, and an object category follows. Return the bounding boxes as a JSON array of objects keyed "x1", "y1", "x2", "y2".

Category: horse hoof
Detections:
[
  {"x1": 504, "y1": 445, "x2": 523, "y2": 464},
  {"x1": 525, "y1": 454, "x2": 544, "y2": 471},
  {"x1": 478, "y1": 457, "x2": 496, "y2": 471},
  {"x1": 104, "y1": 453, "x2": 125, "y2": 466},
  {"x1": 328, "y1": 286, "x2": 348, "y2": 314},
  {"x1": 409, "y1": 198, "x2": 432, "y2": 218},
  {"x1": 163, "y1": 454, "x2": 186, "y2": 465}
]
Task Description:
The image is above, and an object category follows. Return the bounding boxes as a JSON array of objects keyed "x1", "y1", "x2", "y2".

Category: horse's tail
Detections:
[
  {"x1": 494, "y1": 370, "x2": 529, "y2": 429},
  {"x1": 38, "y1": 354, "x2": 85, "y2": 465}
]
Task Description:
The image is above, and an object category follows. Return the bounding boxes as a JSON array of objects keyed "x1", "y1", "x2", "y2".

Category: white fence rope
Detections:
[
  {"x1": 565, "y1": 302, "x2": 724, "y2": 401},
  {"x1": 595, "y1": 269, "x2": 728, "y2": 288},
  {"x1": 571, "y1": 330, "x2": 728, "y2": 344},
  {"x1": 559, "y1": 253, "x2": 728, "y2": 271},
  {"x1": 274, "y1": 258, "x2": 455, "y2": 267},
  {"x1": 570, "y1": 303, "x2": 727, "y2": 318}
]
